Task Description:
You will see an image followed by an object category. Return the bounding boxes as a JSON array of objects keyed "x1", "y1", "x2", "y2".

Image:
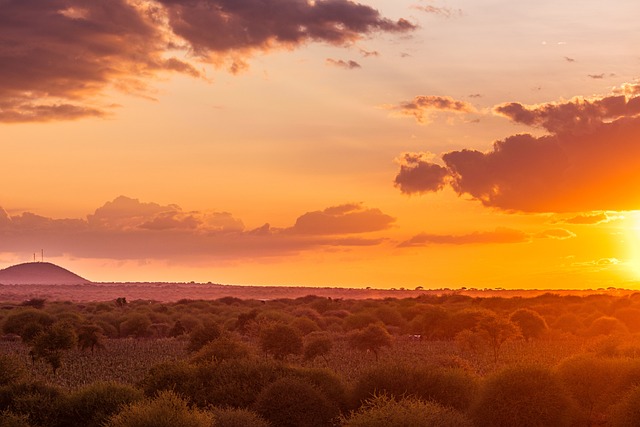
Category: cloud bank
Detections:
[
  {"x1": 395, "y1": 83, "x2": 640, "y2": 212},
  {"x1": 0, "y1": 197, "x2": 393, "y2": 261},
  {"x1": 0, "y1": 0, "x2": 414, "y2": 122}
]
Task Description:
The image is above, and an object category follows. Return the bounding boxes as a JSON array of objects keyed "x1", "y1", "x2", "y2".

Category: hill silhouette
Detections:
[{"x1": 0, "y1": 262, "x2": 91, "y2": 285}]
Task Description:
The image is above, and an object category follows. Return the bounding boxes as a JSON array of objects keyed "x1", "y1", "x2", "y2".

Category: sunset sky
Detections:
[{"x1": 2, "y1": 0, "x2": 640, "y2": 289}]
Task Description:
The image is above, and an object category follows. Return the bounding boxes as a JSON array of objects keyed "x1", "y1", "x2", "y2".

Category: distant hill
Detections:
[{"x1": 0, "y1": 262, "x2": 91, "y2": 285}]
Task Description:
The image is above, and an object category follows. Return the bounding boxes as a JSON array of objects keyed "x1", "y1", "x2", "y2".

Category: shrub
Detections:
[
  {"x1": 471, "y1": 364, "x2": 575, "y2": 427},
  {"x1": 352, "y1": 363, "x2": 477, "y2": 411},
  {"x1": 58, "y1": 382, "x2": 143, "y2": 427},
  {"x1": 347, "y1": 324, "x2": 392, "y2": 361},
  {"x1": 189, "y1": 335, "x2": 251, "y2": 364},
  {"x1": 340, "y1": 394, "x2": 473, "y2": 427},
  {"x1": 210, "y1": 407, "x2": 269, "y2": 427},
  {"x1": 509, "y1": 309, "x2": 547, "y2": 341},
  {"x1": 253, "y1": 377, "x2": 339, "y2": 427},
  {"x1": 293, "y1": 367, "x2": 350, "y2": 411},
  {"x1": 608, "y1": 384, "x2": 640, "y2": 427},
  {"x1": 2, "y1": 310, "x2": 54, "y2": 340},
  {"x1": 104, "y1": 390, "x2": 215, "y2": 427},
  {"x1": 0, "y1": 381, "x2": 63, "y2": 427},
  {"x1": 0, "y1": 411, "x2": 31, "y2": 427},
  {"x1": 586, "y1": 316, "x2": 628, "y2": 337},
  {"x1": 0, "y1": 356, "x2": 25, "y2": 387},
  {"x1": 119, "y1": 314, "x2": 152, "y2": 338},
  {"x1": 187, "y1": 322, "x2": 222, "y2": 353},
  {"x1": 303, "y1": 332, "x2": 333, "y2": 364},
  {"x1": 259, "y1": 324, "x2": 303, "y2": 360}
]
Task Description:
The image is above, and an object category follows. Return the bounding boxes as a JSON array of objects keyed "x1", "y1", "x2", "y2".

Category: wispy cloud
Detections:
[{"x1": 386, "y1": 95, "x2": 477, "y2": 124}]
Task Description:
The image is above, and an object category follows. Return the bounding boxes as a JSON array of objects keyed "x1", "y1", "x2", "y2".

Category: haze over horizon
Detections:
[{"x1": 2, "y1": 0, "x2": 640, "y2": 289}]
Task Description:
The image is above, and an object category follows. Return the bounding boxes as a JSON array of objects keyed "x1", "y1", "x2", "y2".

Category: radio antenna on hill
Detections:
[{"x1": 41, "y1": 249, "x2": 44, "y2": 263}]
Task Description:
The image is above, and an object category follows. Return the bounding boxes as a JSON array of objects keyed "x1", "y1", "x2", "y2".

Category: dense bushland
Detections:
[{"x1": 1, "y1": 291, "x2": 640, "y2": 425}]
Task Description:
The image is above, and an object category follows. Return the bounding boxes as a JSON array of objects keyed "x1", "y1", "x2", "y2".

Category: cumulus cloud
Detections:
[
  {"x1": 0, "y1": 0, "x2": 414, "y2": 122},
  {"x1": 288, "y1": 203, "x2": 395, "y2": 235},
  {"x1": 395, "y1": 83, "x2": 640, "y2": 212},
  {"x1": 0, "y1": 197, "x2": 391, "y2": 261},
  {"x1": 326, "y1": 58, "x2": 361, "y2": 69},
  {"x1": 387, "y1": 95, "x2": 477, "y2": 124}
]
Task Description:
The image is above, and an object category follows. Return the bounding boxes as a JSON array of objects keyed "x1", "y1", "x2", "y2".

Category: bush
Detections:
[
  {"x1": 210, "y1": 407, "x2": 269, "y2": 427},
  {"x1": 303, "y1": 332, "x2": 333, "y2": 364},
  {"x1": 189, "y1": 335, "x2": 251, "y2": 364},
  {"x1": 347, "y1": 324, "x2": 392, "y2": 361},
  {"x1": 253, "y1": 377, "x2": 339, "y2": 427},
  {"x1": 509, "y1": 309, "x2": 547, "y2": 341},
  {"x1": 119, "y1": 314, "x2": 152, "y2": 338},
  {"x1": 58, "y1": 382, "x2": 143, "y2": 427},
  {"x1": 0, "y1": 381, "x2": 64, "y2": 427},
  {"x1": 471, "y1": 364, "x2": 575, "y2": 427},
  {"x1": 608, "y1": 384, "x2": 640, "y2": 427},
  {"x1": 187, "y1": 322, "x2": 222, "y2": 353},
  {"x1": 340, "y1": 394, "x2": 473, "y2": 427},
  {"x1": 141, "y1": 359, "x2": 291, "y2": 409},
  {"x1": 104, "y1": 390, "x2": 215, "y2": 427},
  {"x1": 2, "y1": 310, "x2": 54, "y2": 341},
  {"x1": 0, "y1": 357, "x2": 25, "y2": 387},
  {"x1": 352, "y1": 363, "x2": 477, "y2": 411},
  {"x1": 259, "y1": 324, "x2": 303, "y2": 360},
  {"x1": 0, "y1": 411, "x2": 31, "y2": 427}
]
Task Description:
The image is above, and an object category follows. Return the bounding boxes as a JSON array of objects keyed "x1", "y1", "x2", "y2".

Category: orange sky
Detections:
[{"x1": 2, "y1": 0, "x2": 640, "y2": 289}]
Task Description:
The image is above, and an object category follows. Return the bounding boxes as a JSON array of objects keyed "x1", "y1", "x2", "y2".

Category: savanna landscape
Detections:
[
  {"x1": 3, "y1": 0, "x2": 640, "y2": 425},
  {"x1": 2, "y1": 262, "x2": 640, "y2": 426}
]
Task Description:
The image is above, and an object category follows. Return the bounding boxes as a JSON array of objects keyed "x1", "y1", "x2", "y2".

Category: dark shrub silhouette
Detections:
[
  {"x1": 509, "y1": 308, "x2": 547, "y2": 341},
  {"x1": 348, "y1": 324, "x2": 392, "y2": 361},
  {"x1": 352, "y1": 363, "x2": 477, "y2": 411},
  {"x1": 340, "y1": 394, "x2": 473, "y2": 427},
  {"x1": 104, "y1": 390, "x2": 214, "y2": 427},
  {"x1": 0, "y1": 381, "x2": 63, "y2": 427},
  {"x1": 31, "y1": 322, "x2": 77, "y2": 374},
  {"x1": 303, "y1": 331, "x2": 333, "y2": 364},
  {"x1": 187, "y1": 321, "x2": 222, "y2": 353},
  {"x1": 189, "y1": 335, "x2": 251, "y2": 364},
  {"x1": 210, "y1": 407, "x2": 269, "y2": 427},
  {"x1": 253, "y1": 377, "x2": 339, "y2": 427},
  {"x1": 471, "y1": 364, "x2": 575, "y2": 427},
  {"x1": 58, "y1": 382, "x2": 143, "y2": 427},
  {"x1": 259, "y1": 323, "x2": 303, "y2": 360},
  {"x1": 608, "y1": 384, "x2": 640, "y2": 427}
]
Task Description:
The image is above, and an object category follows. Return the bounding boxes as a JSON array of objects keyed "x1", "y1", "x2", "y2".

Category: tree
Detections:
[
  {"x1": 475, "y1": 313, "x2": 521, "y2": 363},
  {"x1": 348, "y1": 324, "x2": 392, "y2": 361},
  {"x1": 31, "y1": 322, "x2": 77, "y2": 374},
  {"x1": 187, "y1": 321, "x2": 221, "y2": 353},
  {"x1": 509, "y1": 308, "x2": 547, "y2": 341},
  {"x1": 77, "y1": 324, "x2": 105, "y2": 352},
  {"x1": 259, "y1": 324, "x2": 303, "y2": 360},
  {"x1": 303, "y1": 332, "x2": 333, "y2": 364}
]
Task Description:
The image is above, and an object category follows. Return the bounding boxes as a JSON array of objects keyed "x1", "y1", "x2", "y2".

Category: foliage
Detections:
[
  {"x1": 340, "y1": 394, "x2": 473, "y2": 427},
  {"x1": 0, "y1": 357, "x2": 25, "y2": 387},
  {"x1": 2, "y1": 310, "x2": 55, "y2": 342},
  {"x1": 471, "y1": 364, "x2": 576, "y2": 427},
  {"x1": 509, "y1": 309, "x2": 547, "y2": 341},
  {"x1": 475, "y1": 313, "x2": 521, "y2": 362},
  {"x1": 119, "y1": 314, "x2": 152, "y2": 339},
  {"x1": 347, "y1": 324, "x2": 392, "y2": 361},
  {"x1": 31, "y1": 323, "x2": 77, "y2": 374},
  {"x1": 104, "y1": 390, "x2": 215, "y2": 427},
  {"x1": 259, "y1": 323, "x2": 303, "y2": 360},
  {"x1": 186, "y1": 322, "x2": 222, "y2": 353},
  {"x1": 0, "y1": 381, "x2": 63, "y2": 427},
  {"x1": 253, "y1": 377, "x2": 339, "y2": 427},
  {"x1": 608, "y1": 384, "x2": 640, "y2": 427},
  {"x1": 57, "y1": 381, "x2": 143, "y2": 427},
  {"x1": 303, "y1": 332, "x2": 333, "y2": 363},
  {"x1": 0, "y1": 411, "x2": 31, "y2": 427},
  {"x1": 189, "y1": 335, "x2": 251, "y2": 364},
  {"x1": 209, "y1": 407, "x2": 269, "y2": 427},
  {"x1": 352, "y1": 363, "x2": 477, "y2": 411},
  {"x1": 77, "y1": 324, "x2": 105, "y2": 352}
]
